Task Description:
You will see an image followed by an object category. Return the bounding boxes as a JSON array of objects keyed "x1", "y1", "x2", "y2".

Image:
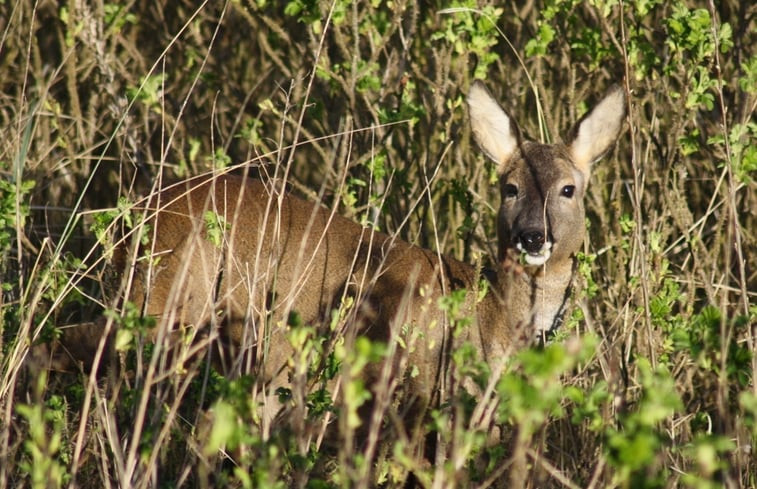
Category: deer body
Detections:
[
  {"x1": 44, "y1": 81, "x2": 625, "y2": 430},
  {"x1": 127, "y1": 175, "x2": 512, "y2": 400}
]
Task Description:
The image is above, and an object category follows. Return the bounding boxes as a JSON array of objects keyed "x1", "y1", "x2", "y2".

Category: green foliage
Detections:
[
  {"x1": 498, "y1": 336, "x2": 598, "y2": 437},
  {"x1": 740, "y1": 382, "x2": 757, "y2": 440},
  {"x1": 376, "y1": 79, "x2": 425, "y2": 126},
  {"x1": 665, "y1": 4, "x2": 731, "y2": 62},
  {"x1": 526, "y1": 0, "x2": 616, "y2": 67},
  {"x1": 203, "y1": 210, "x2": 230, "y2": 247},
  {"x1": 0, "y1": 177, "x2": 34, "y2": 269},
  {"x1": 337, "y1": 336, "x2": 386, "y2": 430},
  {"x1": 605, "y1": 358, "x2": 682, "y2": 487},
  {"x1": 90, "y1": 196, "x2": 137, "y2": 257},
  {"x1": 126, "y1": 74, "x2": 166, "y2": 113},
  {"x1": 285, "y1": 0, "x2": 348, "y2": 33},
  {"x1": 709, "y1": 121, "x2": 757, "y2": 184},
  {"x1": 680, "y1": 434, "x2": 735, "y2": 489},
  {"x1": 209, "y1": 147, "x2": 232, "y2": 169},
  {"x1": 672, "y1": 305, "x2": 753, "y2": 388},
  {"x1": 103, "y1": 3, "x2": 137, "y2": 33},
  {"x1": 438, "y1": 288, "x2": 472, "y2": 334},
  {"x1": 576, "y1": 251, "x2": 599, "y2": 298},
  {"x1": 340, "y1": 176, "x2": 366, "y2": 214},
  {"x1": 16, "y1": 376, "x2": 69, "y2": 489},
  {"x1": 435, "y1": 3, "x2": 503, "y2": 79},
  {"x1": 0, "y1": 174, "x2": 35, "y2": 341},
  {"x1": 565, "y1": 380, "x2": 611, "y2": 431},
  {"x1": 525, "y1": 22, "x2": 556, "y2": 57},
  {"x1": 111, "y1": 302, "x2": 156, "y2": 352},
  {"x1": 1, "y1": 0, "x2": 754, "y2": 487},
  {"x1": 738, "y1": 53, "x2": 757, "y2": 94}
]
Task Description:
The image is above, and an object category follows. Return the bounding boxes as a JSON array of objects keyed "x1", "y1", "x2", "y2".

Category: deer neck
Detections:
[{"x1": 477, "y1": 255, "x2": 576, "y2": 357}]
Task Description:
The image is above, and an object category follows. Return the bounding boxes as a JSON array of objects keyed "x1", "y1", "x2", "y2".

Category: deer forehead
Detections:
[{"x1": 502, "y1": 142, "x2": 586, "y2": 192}]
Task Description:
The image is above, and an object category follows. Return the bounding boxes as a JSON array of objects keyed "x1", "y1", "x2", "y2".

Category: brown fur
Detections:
[{"x1": 33, "y1": 81, "x2": 626, "y2": 447}]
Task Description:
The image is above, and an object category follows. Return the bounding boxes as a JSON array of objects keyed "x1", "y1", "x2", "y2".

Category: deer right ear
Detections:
[
  {"x1": 467, "y1": 81, "x2": 520, "y2": 168},
  {"x1": 568, "y1": 85, "x2": 626, "y2": 177}
]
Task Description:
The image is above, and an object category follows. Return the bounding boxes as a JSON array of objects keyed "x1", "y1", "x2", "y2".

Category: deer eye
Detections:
[
  {"x1": 561, "y1": 185, "x2": 575, "y2": 198},
  {"x1": 503, "y1": 183, "x2": 518, "y2": 199}
]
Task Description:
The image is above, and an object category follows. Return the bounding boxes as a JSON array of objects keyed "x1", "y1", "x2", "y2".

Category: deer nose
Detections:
[{"x1": 519, "y1": 231, "x2": 545, "y2": 253}]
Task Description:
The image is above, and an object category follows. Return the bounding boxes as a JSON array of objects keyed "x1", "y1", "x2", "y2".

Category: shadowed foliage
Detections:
[{"x1": 0, "y1": 1, "x2": 754, "y2": 488}]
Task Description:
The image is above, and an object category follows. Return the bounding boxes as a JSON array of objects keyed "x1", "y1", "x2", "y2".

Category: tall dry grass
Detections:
[{"x1": 0, "y1": 0, "x2": 754, "y2": 487}]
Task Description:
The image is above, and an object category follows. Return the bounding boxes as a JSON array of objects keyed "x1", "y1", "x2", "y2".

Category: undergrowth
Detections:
[{"x1": 0, "y1": 0, "x2": 754, "y2": 488}]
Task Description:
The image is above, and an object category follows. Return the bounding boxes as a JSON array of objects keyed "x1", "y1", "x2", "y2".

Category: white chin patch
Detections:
[
  {"x1": 517, "y1": 241, "x2": 553, "y2": 266},
  {"x1": 524, "y1": 252, "x2": 550, "y2": 266}
]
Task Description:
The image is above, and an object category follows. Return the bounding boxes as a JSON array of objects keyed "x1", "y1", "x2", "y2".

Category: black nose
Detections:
[{"x1": 519, "y1": 231, "x2": 545, "y2": 253}]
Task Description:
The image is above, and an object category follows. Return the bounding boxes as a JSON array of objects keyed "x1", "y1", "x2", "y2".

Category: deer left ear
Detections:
[
  {"x1": 568, "y1": 85, "x2": 626, "y2": 177},
  {"x1": 468, "y1": 81, "x2": 521, "y2": 170}
]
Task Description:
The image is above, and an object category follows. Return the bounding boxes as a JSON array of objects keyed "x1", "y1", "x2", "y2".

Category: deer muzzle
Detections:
[{"x1": 516, "y1": 230, "x2": 552, "y2": 266}]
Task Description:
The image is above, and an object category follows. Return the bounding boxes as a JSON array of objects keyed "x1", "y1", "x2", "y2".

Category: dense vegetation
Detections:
[{"x1": 0, "y1": 0, "x2": 754, "y2": 487}]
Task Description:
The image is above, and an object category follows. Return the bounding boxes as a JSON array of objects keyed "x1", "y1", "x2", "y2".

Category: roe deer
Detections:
[{"x1": 39, "y1": 81, "x2": 625, "y2": 437}]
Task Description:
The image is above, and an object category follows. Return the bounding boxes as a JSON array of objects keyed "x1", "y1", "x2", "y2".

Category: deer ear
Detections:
[
  {"x1": 468, "y1": 81, "x2": 520, "y2": 170},
  {"x1": 568, "y1": 85, "x2": 626, "y2": 177}
]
